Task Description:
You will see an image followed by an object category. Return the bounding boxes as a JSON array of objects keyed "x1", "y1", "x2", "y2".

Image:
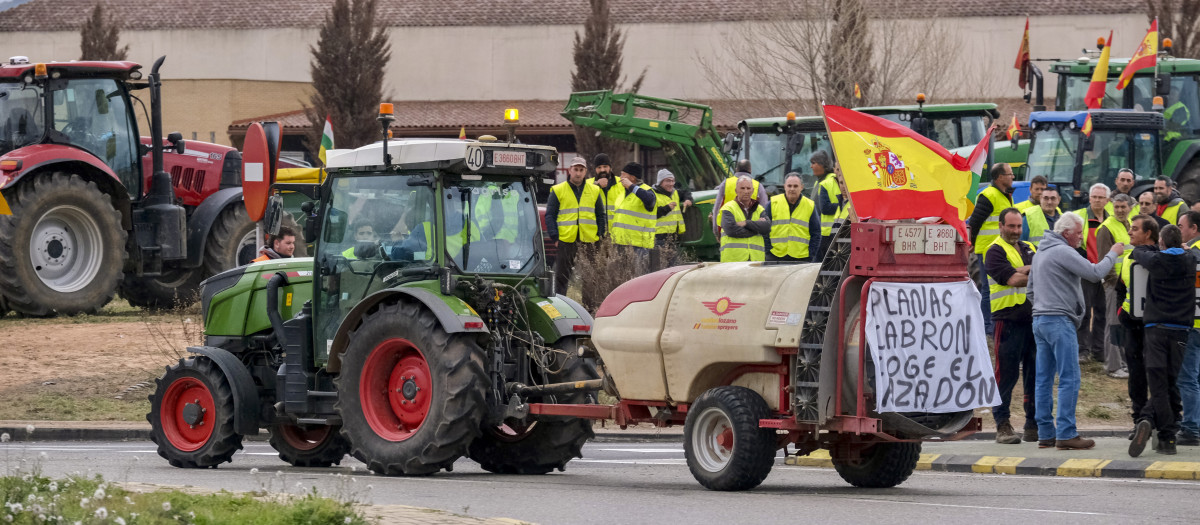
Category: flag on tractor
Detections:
[
  {"x1": 1081, "y1": 112, "x2": 1094, "y2": 137},
  {"x1": 1015, "y1": 17, "x2": 1031, "y2": 89},
  {"x1": 854, "y1": 83, "x2": 862, "y2": 100},
  {"x1": 1085, "y1": 31, "x2": 1113, "y2": 109},
  {"x1": 822, "y1": 105, "x2": 991, "y2": 241},
  {"x1": 459, "y1": 126, "x2": 467, "y2": 139},
  {"x1": 1117, "y1": 19, "x2": 1158, "y2": 90},
  {"x1": 319, "y1": 115, "x2": 335, "y2": 165},
  {"x1": 1006, "y1": 113, "x2": 1019, "y2": 140}
]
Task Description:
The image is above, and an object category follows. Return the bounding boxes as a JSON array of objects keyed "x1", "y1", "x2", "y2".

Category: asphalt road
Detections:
[{"x1": 2, "y1": 440, "x2": 1197, "y2": 524}]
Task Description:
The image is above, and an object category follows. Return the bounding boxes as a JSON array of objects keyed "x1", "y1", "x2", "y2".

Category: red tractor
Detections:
[{"x1": 0, "y1": 56, "x2": 255, "y2": 316}]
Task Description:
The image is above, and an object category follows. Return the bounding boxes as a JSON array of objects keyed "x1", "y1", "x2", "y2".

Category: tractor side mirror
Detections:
[
  {"x1": 1157, "y1": 74, "x2": 1173, "y2": 96},
  {"x1": 263, "y1": 195, "x2": 284, "y2": 236},
  {"x1": 93, "y1": 89, "x2": 109, "y2": 115},
  {"x1": 722, "y1": 132, "x2": 740, "y2": 155},
  {"x1": 910, "y1": 116, "x2": 930, "y2": 137},
  {"x1": 300, "y1": 200, "x2": 320, "y2": 242},
  {"x1": 167, "y1": 131, "x2": 185, "y2": 154}
]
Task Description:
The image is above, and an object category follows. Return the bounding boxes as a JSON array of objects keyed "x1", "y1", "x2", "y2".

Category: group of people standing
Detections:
[{"x1": 969, "y1": 163, "x2": 1200, "y2": 456}]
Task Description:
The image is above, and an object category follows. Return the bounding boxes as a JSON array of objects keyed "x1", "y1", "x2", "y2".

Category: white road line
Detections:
[
  {"x1": 594, "y1": 448, "x2": 682, "y2": 453},
  {"x1": 842, "y1": 498, "x2": 1113, "y2": 516},
  {"x1": 573, "y1": 459, "x2": 687, "y2": 465}
]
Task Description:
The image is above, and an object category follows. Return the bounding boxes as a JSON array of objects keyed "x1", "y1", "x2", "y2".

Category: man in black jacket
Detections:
[{"x1": 1129, "y1": 224, "x2": 1197, "y2": 456}]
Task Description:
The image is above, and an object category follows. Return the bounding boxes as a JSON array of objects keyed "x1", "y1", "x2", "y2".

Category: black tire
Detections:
[
  {"x1": 267, "y1": 420, "x2": 351, "y2": 468},
  {"x1": 683, "y1": 386, "x2": 777, "y2": 491},
  {"x1": 831, "y1": 442, "x2": 921, "y2": 488},
  {"x1": 467, "y1": 337, "x2": 596, "y2": 474},
  {"x1": 0, "y1": 172, "x2": 125, "y2": 316},
  {"x1": 334, "y1": 300, "x2": 488, "y2": 475},
  {"x1": 118, "y1": 266, "x2": 205, "y2": 311},
  {"x1": 203, "y1": 205, "x2": 256, "y2": 276},
  {"x1": 147, "y1": 356, "x2": 244, "y2": 468},
  {"x1": 1176, "y1": 159, "x2": 1200, "y2": 205}
]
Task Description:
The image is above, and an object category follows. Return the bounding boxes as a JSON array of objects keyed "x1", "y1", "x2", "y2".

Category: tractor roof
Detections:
[
  {"x1": 857, "y1": 103, "x2": 1000, "y2": 118},
  {"x1": 1029, "y1": 109, "x2": 1163, "y2": 130},
  {"x1": 326, "y1": 138, "x2": 558, "y2": 173},
  {"x1": 739, "y1": 116, "x2": 826, "y2": 132},
  {"x1": 1050, "y1": 56, "x2": 1200, "y2": 76},
  {"x1": 0, "y1": 58, "x2": 141, "y2": 80}
]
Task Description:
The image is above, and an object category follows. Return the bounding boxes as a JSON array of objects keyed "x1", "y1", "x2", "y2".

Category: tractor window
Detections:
[
  {"x1": 1081, "y1": 130, "x2": 1159, "y2": 190},
  {"x1": 744, "y1": 132, "x2": 787, "y2": 187},
  {"x1": 1130, "y1": 75, "x2": 1200, "y2": 139},
  {"x1": 0, "y1": 84, "x2": 43, "y2": 154},
  {"x1": 1059, "y1": 75, "x2": 1120, "y2": 111},
  {"x1": 443, "y1": 179, "x2": 539, "y2": 274},
  {"x1": 50, "y1": 79, "x2": 139, "y2": 190},
  {"x1": 1026, "y1": 125, "x2": 1080, "y2": 184},
  {"x1": 787, "y1": 132, "x2": 832, "y2": 191}
]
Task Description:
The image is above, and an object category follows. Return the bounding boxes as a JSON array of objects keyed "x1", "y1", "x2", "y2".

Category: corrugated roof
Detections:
[{"x1": 0, "y1": 0, "x2": 1146, "y2": 32}]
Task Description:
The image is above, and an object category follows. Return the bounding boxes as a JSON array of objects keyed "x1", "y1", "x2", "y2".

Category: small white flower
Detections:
[
  {"x1": 25, "y1": 495, "x2": 33, "y2": 502},
  {"x1": 7, "y1": 503, "x2": 22, "y2": 513},
  {"x1": 0, "y1": 433, "x2": 9, "y2": 442},
  {"x1": 25, "y1": 424, "x2": 34, "y2": 434},
  {"x1": 249, "y1": 468, "x2": 259, "y2": 475},
  {"x1": 93, "y1": 488, "x2": 105, "y2": 500},
  {"x1": 114, "y1": 517, "x2": 126, "y2": 525},
  {"x1": 80, "y1": 498, "x2": 89, "y2": 508},
  {"x1": 124, "y1": 496, "x2": 133, "y2": 505},
  {"x1": 93, "y1": 507, "x2": 107, "y2": 519},
  {"x1": 39, "y1": 451, "x2": 46, "y2": 459},
  {"x1": 188, "y1": 511, "x2": 195, "y2": 519},
  {"x1": 162, "y1": 501, "x2": 171, "y2": 512},
  {"x1": 3, "y1": 514, "x2": 11, "y2": 522},
  {"x1": 130, "y1": 513, "x2": 138, "y2": 519},
  {"x1": 47, "y1": 482, "x2": 57, "y2": 492},
  {"x1": 36, "y1": 515, "x2": 44, "y2": 522},
  {"x1": 344, "y1": 517, "x2": 352, "y2": 524}
]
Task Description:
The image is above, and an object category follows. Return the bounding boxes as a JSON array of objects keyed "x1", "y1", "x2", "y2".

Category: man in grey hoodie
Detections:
[{"x1": 1028, "y1": 212, "x2": 1124, "y2": 450}]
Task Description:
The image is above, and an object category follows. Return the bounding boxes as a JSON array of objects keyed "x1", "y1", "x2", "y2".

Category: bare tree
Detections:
[
  {"x1": 1148, "y1": 0, "x2": 1200, "y2": 59},
  {"x1": 570, "y1": 0, "x2": 647, "y2": 162},
  {"x1": 79, "y1": 2, "x2": 129, "y2": 61},
  {"x1": 696, "y1": 0, "x2": 961, "y2": 115},
  {"x1": 304, "y1": 0, "x2": 391, "y2": 158}
]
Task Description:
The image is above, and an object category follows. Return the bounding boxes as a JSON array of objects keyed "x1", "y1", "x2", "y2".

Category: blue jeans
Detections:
[
  {"x1": 1033, "y1": 315, "x2": 1081, "y2": 441},
  {"x1": 1180, "y1": 329, "x2": 1200, "y2": 436}
]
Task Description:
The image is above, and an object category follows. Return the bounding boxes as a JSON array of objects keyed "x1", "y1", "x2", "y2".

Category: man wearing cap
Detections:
[
  {"x1": 545, "y1": 156, "x2": 606, "y2": 294},
  {"x1": 653, "y1": 168, "x2": 692, "y2": 266},
  {"x1": 719, "y1": 175, "x2": 771, "y2": 262},
  {"x1": 588, "y1": 153, "x2": 625, "y2": 233},
  {"x1": 711, "y1": 159, "x2": 768, "y2": 235},
  {"x1": 611, "y1": 162, "x2": 658, "y2": 261},
  {"x1": 768, "y1": 172, "x2": 821, "y2": 262}
]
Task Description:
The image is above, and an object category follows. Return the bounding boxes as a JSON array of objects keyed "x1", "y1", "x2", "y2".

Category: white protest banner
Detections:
[{"x1": 864, "y1": 280, "x2": 998, "y2": 413}]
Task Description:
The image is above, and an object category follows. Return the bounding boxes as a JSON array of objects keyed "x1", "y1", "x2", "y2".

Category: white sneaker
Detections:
[{"x1": 1108, "y1": 368, "x2": 1130, "y2": 379}]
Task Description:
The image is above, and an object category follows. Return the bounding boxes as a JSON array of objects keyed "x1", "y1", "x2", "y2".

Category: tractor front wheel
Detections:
[
  {"x1": 335, "y1": 300, "x2": 488, "y2": 475},
  {"x1": 831, "y1": 442, "x2": 921, "y2": 488},
  {"x1": 467, "y1": 337, "x2": 597, "y2": 474},
  {"x1": 147, "y1": 356, "x2": 243, "y2": 468},
  {"x1": 203, "y1": 205, "x2": 256, "y2": 276},
  {"x1": 1176, "y1": 159, "x2": 1200, "y2": 206},
  {"x1": 684, "y1": 386, "x2": 777, "y2": 491},
  {"x1": 267, "y1": 420, "x2": 350, "y2": 468}
]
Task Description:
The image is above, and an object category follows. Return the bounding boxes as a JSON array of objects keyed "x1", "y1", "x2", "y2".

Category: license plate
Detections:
[
  {"x1": 924, "y1": 225, "x2": 956, "y2": 255},
  {"x1": 892, "y1": 225, "x2": 925, "y2": 254},
  {"x1": 492, "y1": 151, "x2": 526, "y2": 167}
]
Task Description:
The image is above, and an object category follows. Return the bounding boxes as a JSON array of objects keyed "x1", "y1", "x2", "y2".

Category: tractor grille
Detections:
[{"x1": 170, "y1": 166, "x2": 208, "y2": 193}]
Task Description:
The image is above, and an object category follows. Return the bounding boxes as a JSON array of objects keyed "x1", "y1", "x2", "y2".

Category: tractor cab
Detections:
[
  {"x1": 733, "y1": 115, "x2": 831, "y2": 193},
  {"x1": 857, "y1": 101, "x2": 999, "y2": 151},
  {"x1": 1024, "y1": 110, "x2": 1163, "y2": 209}
]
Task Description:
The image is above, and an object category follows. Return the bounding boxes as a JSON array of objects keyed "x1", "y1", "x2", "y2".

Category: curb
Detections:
[{"x1": 784, "y1": 450, "x2": 1200, "y2": 480}]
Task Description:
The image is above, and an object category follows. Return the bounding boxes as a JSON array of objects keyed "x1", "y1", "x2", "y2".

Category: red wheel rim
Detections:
[
  {"x1": 360, "y1": 338, "x2": 433, "y2": 442},
  {"x1": 279, "y1": 424, "x2": 331, "y2": 451},
  {"x1": 160, "y1": 377, "x2": 215, "y2": 452}
]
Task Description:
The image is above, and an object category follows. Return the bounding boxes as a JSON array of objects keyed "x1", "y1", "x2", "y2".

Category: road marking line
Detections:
[
  {"x1": 915, "y1": 453, "x2": 940, "y2": 470},
  {"x1": 843, "y1": 497, "x2": 1113, "y2": 516},
  {"x1": 1057, "y1": 459, "x2": 1111, "y2": 477},
  {"x1": 972, "y1": 456, "x2": 1002, "y2": 473},
  {"x1": 594, "y1": 448, "x2": 683, "y2": 453},
  {"x1": 572, "y1": 459, "x2": 686, "y2": 465},
  {"x1": 1145, "y1": 461, "x2": 1200, "y2": 480}
]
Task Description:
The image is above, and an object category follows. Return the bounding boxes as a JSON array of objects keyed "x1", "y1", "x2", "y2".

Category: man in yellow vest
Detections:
[
  {"x1": 1022, "y1": 187, "x2": 1062, "y2": 247},
  {"x1": 1116, "y1": 215, "x2": 1160, "y2": 444},
  {"x1": 611, "y1": 162, "x2": 658, "y2": 265},
  {"x1": 1176, "y1": 210, "x2": 1200, "y2": 446},
  {"x1": 1097, "y1": 194, "x2": 1134, "y2": 378},
  {"x1": 1074, "y1": 183, "x2": 1111, "y2": 363},
  {"x1": 813, "y1": 151, "x2": 846, "y2": 260},
  {"x1": 588, "y1": 153, "x2": 625, "y2": 233},
  {"x1": 968, "y1": 162, "x2": 1016, "y2": 336},
  {"x1": 1153, "y1": 176, "x2": 1189, "y2": 226},
  {"x1": 711, "y1": 158, "x2": 767, "y2": 235},
  {"x1": 1106, "y1": 169, "x2": 1139, "y2": 216},
  {"x1": 719, "y1": 175, "x2": 770, "y2": 262},
  {"x1": 342, "y1": 221, "x2": 380, "y2": 260},
  {"x1": 546, "y1": 156, "x2": 606, "y2": 293},
  {"x1": 1016, "y1": 175, "x2": 1050, "y2": 212},
  {"x1": 768, "y1": 172, "x2": 821, "y2": 262},
  {"x1": 652, "y1": 169, "x2": 691, "y2": 267},
  {"x1": 984, "y1": 207, "x2": 1038, "y2": 444}
]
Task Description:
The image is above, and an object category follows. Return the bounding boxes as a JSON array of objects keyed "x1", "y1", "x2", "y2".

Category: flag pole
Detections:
[{"x1": 1154, "y1": 17, "x2": 1161, "y2": 86}]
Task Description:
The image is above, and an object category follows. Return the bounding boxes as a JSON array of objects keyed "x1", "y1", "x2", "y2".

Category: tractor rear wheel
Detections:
[
  {"x1": 335, "y1": 300, "x2": 488, "y2": 475},
  {"x1": 684, "y1": 386, "x2": 776, "y2": 491},
  {"x1": 118, "y1": 265, "x2": 205, "y2": 311},
  {"x1": 267, "y1": 420, "x2": 350, "y2": 468},
  {"x1": 0, "y1": 172, "x2": 125, "y2": 316},
  {"x1": 203, "y1": 205, "x2": 256, "y2": 276},
  {"x1": 467, "y1": 337, "x2": 596, "y2": 474},
  {"x1": 831, "y1": 442, "x2": 921, "y2": 488},
  {"x1": 147, "y1": 356, "x2": 243, "y2": 468}
]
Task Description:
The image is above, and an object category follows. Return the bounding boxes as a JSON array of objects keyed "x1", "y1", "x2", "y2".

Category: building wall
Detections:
[{"x1": 1, "y1": 13, "x2": 1153, "y2": 141}]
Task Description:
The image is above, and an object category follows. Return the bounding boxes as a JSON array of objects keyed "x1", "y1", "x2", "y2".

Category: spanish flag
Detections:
[
  {"x1": 822, "y1": 105, "x2": 991, "y2": 241},
  {"x1": 854, "y1": 83, "x2": 862, "y2": 100},
  {"x1": 459, "y1": 126, "x2": 467, "y2": 140},
  {"x1": 1086, "y1": 31, "x2": 1113, "y2": 109},
  {"x1": 1117, "y1": 19, "x2": 1158, "y2": 90},
  {"x1": 1081, "y1": 112, "x2": 1094, "y2": 137},
  {"x1": 1015, "y1": 17, "x2": 1031, "y2": 89},
  {"x1": 1006, "y1": 113, "x2": 1019, "y2": 140}
]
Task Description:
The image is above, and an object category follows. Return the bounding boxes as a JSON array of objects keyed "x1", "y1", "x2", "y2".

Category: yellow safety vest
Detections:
[
  {"x1": 1120, "y1": 252, "x2": 1135, "y2": 313},
  {"x1": 768, "y1": 194, "x2": 815, "y2": 259},
  {"x1": 588, "y1": 177, "x2": 626, "y2": 232},
  {"x1": 1015, "y1": 198, "x2": 1037, "y2": 212},
  {"x1": 722, "y1": 176, "x2": 761, "y2": 205},
  {"x1": 1098, "y1": 216, "x2": 1132, "y2": 259},
  {"x1": 1193, "y1": 239, "x2": 1200, "y2": 329},
  {"x1": 719, "y1": 200, "x2": 766, "y2": 262},
  {"x1": 818, "y1": 175, "x2": 849, "y2": 237},
  {"x1": 974, "y1": 185, "x2": 1012, "y2": 254},
  {"x1": 1022, "y1": 206, "x2": 1052, "y2": 247},
  {"x1": 985, "y1": 238, "x2": 1035, "y2": 313},
  {"x1": 551, "y1": 181, "x2": 601, "y2": 243},
  {"x1": 1162, "y1": 200, "x2": 1187, "y2": 226},
  {"x1": 473, "y1": 189, "x2": 519, "y2": 243},
  {"x1": 611, "y1": 183, "x2": 656, "y2": 248},
  {"x1": 655, "y1": 190, "x2": 686, "y2": 235}
]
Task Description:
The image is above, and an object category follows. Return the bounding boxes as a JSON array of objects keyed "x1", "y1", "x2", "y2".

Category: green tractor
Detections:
[{"x1": 147, "y1": 130, "x2": 600, "y2": 475}]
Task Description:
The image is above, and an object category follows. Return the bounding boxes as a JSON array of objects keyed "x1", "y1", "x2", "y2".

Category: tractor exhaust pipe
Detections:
[
  {"x1": 145, "y1": 56, "x2": 171, "y2": 207},
  {"x1": 507, "y1": 379, "x2": 605, "y2": 397},
  {"x1": 132, "y1": 55, "x2": 187, "y2": 268}
]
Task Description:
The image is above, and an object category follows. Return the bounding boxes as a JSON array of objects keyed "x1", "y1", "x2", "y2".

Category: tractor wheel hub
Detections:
[
  {"x1": 401, "y1": 378, "x2": 419, "y2": 400},
  {"x1": 181, "y1": 401, "x2": 205, "y2": 426}
]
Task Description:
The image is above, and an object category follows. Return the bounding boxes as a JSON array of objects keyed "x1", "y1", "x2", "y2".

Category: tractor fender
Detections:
[
  {"x1": 536, "y1": 294, "x2": 595, "y2": 344},
  {"x1": 1167, "y1": 140, "x2": 1200, "y2": 180},
  {"x1": 0, "y1": 144, "x2": 119, "y2": 191},
  {"x1": 326, "y1": 286, "x2": 489, "y2": 373},
  {"x1": 184, "y1": 187, "x2": 244, "y2": 267},
  {"x1": 185, "y1": 345, "x2": 261, "y2": 436}
]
